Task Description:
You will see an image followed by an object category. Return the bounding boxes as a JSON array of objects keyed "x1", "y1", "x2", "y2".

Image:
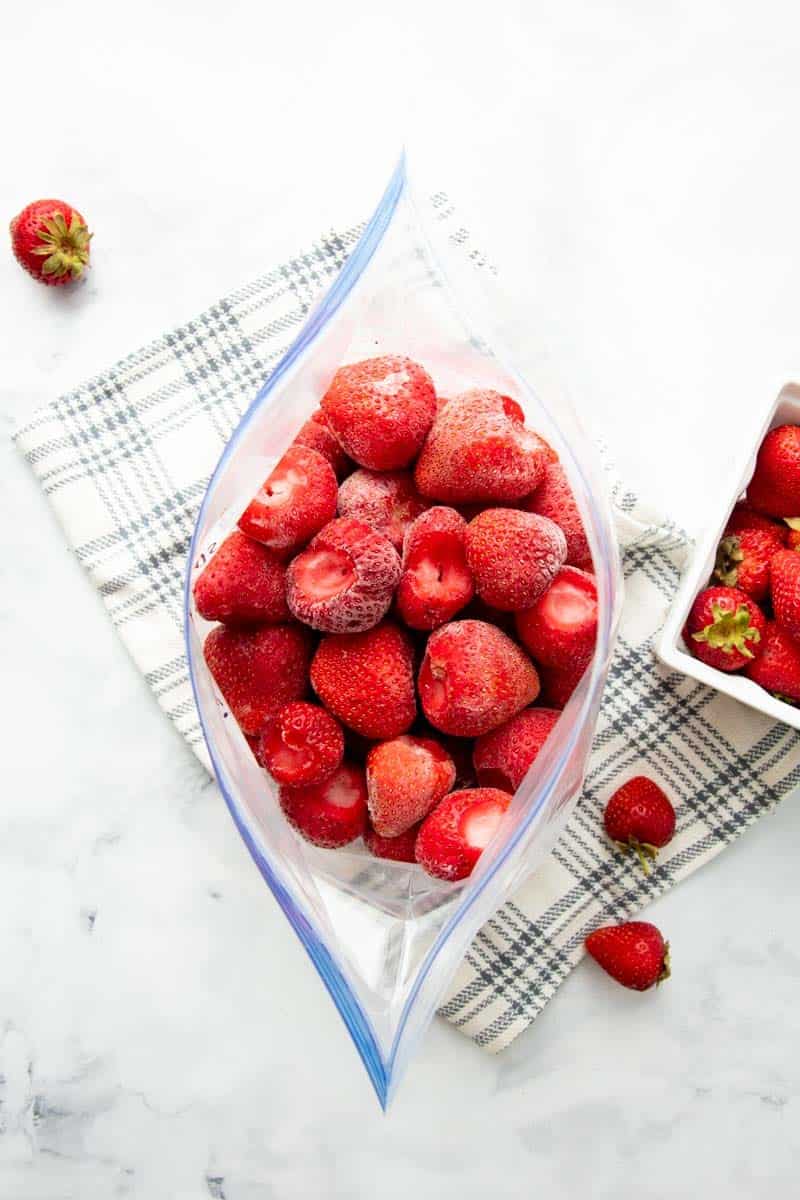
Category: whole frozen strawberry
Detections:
[
  {"x1": 515, "y1": 566, "x2": 598, "y2": 670},
  {"x1": 524, "y1": 460, "x2": 592, "y2": 570},
  {"x1": 257, "y1": 701, "x2": 344, "y2": 786},
  {"x1": 366, "y1": 735, "x2": 455, "y2": 836},
  {"x1": 239, "y1": 445, "x2": 338, "y2": 557},
  {"x1": 465, "y1": 508, "x2": 567, "y2": 611},
  {"x1": 419, "y1": 619, "x2": 540, "y2": 736},
  {"x1": 585, "y1": 921, "x2": 670, "y2": 991},
  {"x1": 770, "y1": 549, "x2": 800, "y2": 638},
  {"x1": 416, "y1": 787, "x2": 511, "y2": 881},
  {"x1": 337, "y1": 468, "x2": 427, "y2": 550},
  {"x1": 747, "y1": 424, "x2": 800, "y2": 517},
  {"x1": 396, "y1": 506, "x2": 474, "y2": 630},
  {"x1": 603, "y1": 776, "x2": 676, "y2": 873},
  {"x1": 286, "y1": 517, "x2": 400, "y2": 633},
  {"x1": 322, "y1": 355, "x2": 437, "y2": 470},
  {"x1": 193, "y1": 531, "x2": 289, "y2": 625},
  {"x1": 713, "y1": 527, "x2": 783, "y2": 603},
  {"x1": 745, "y1": 620, "x2": 800, "y2": 702},
  {"x1": 414, "y1": 389, "x2": 549, "y2": 504},
  {"x1": 203, "y1": 623, "x2": 311, "y2": 736},
  {"x1": 278, "y1": 762, "x2": 368, "y2": 848},
  {"x1": 10, "y1": 199, "x2": 92, "y2": 285},
  {"x1": 685, "y1": 586, "x2": 765, "y2": 671},
  {"x1": 310, "y1": 620, "x2": 417, "y2": 739},
  {"x1": 472, "y1": 707, "x2": 561, "y2": 792}
]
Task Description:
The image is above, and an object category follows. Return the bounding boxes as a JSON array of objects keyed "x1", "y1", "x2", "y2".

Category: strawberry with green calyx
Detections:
[
  {"x1": 603, "y1": 776, "x2": 676, "y2": 875},
  {"x1": 712, "y1": 526, "x2": 783, "y2": 602},
  {"x1": 585, "y1": 921, "x2": 670, "y2": 991},
  {"x1": 10, "y1": 199, "x2": 92, "y2": 285},
  {"x1": 685, "y1": 585, "x2": 766, "y2": 672}
]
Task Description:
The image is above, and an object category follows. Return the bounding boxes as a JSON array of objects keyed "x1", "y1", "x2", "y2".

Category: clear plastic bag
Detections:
[{"x1": 184, "y1": 155, "x2": 623, "y2": 1107}]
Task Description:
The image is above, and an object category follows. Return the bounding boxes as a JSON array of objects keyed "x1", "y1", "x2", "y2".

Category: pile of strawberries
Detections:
[
  {"x1": 685, "y1": 424, "x2": 800, "y2": 702},
  {"x1": 194, "y1": 354, "x2": 599, "y2": 881}
]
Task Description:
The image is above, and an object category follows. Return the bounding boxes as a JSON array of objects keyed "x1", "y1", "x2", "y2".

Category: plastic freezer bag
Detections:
[{"x1": 184, "y1": 156, "x2": 622, "y2": 1107}]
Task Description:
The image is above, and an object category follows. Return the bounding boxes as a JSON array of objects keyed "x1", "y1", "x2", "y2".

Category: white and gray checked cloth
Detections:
[{"x1": 15, "y1": 202, "x2": 800, "y2": 1053}]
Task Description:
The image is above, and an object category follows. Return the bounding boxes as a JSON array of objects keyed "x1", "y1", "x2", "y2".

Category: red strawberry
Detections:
[
  {"x1": 292, "y1": 409, "x2": 352, "y2": 479},
  {"x1": 684, "y1": 586, "x2": 765, "y2": 671},
  {"x1": 770, "y1": 549, "x2": 800, "y2": 638},
  {"x1": 238, "y1": 444, "x2": 337, "y2": 557},
  {"x1": 538, "y1": 659, "x2": 589, "y2": 708},
  {"x1": 465, "y1": 509, "x2": 567, "y2": 611},
  {"x1": 724, "y1": 502, "x2": 787, "y2": 543},
  {"x1": 524, "y1": 460, "x2": 592, "y2": 570},
  {"x1": 193, "y1": 531, "x2": 288, "y2": 625},
  {"x1": 396, "y1": 506, "x2": 474, "y2": 630},
  {"x1": 364, "y1": 823, "x2": 420, "y2": 863},
  {"x1": 278, "y1": 762, "x2": 367, "y2": 848},
  {"x1": 415, "y1": 787, "x2": 511, "y2": 881},
  {"x1": 472, "y1": 707, "x2": 561, "y2": 792},
  {"x1": 366, "y1": 735, "x2": 455, "y2": 836},
  {"x1": 321, "y1": 355, "x2": 436, "y2": 470},
  {"x1": 310, "y1": 620, "x2": 416, "y2": 738},
  {"x1": 515, "y1": 566, "x2": 598, "y2": 671},
  {"x1": 414, "y1": 389, "x2": 549, "y2": 504},
  {"x1": 713, "y1": 527, "x2": 783, "y2": 602},
  {"x1": 585, "y1": 921, "x2": 670, "y2": 991},
  {"x1": 257, "y1": 702, "x2": 344, "y2": 786},
  {"x1": 745, "y1": 620, "x2": 800, "y2": 701},
  {"x1": 337, "y1": 468, "x2": 427, "y2": 550},
  {"x1": 419, "y1": 619, "x2": 540, "y2": 736},
  {"x1": 747, "y1": 424, "x2": 800, "y2": 517},
  {"x1": 10, "y1": 199, "x2": 92, "y2": 285},
  {"x1": 203, "y1": 624, "x2": 311, "y2": 736},
  {"x1": 603, "y1": 776, "x2": 676, "y2": 873},
  {"x1": 286, "y1": 517, "x2": 400, "y2": 633}
]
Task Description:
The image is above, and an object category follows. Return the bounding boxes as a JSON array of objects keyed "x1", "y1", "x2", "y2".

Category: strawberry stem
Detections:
[
  {"x1": 658, "y1": 942, "x2": 671, "y2": 985},
  {"x1": 713, "y1": 536, "x2": 744, "y2": 588}
]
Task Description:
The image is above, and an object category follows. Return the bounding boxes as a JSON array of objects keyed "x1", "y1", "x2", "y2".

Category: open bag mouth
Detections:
[{"x1": 183, "y1": 154, "x2": 623, "y2": 1107}]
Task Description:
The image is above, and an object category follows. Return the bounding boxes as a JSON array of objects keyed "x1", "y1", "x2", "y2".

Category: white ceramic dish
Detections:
[{"x1": 657, "y1": 380, "x2": 800, "y2": 731}]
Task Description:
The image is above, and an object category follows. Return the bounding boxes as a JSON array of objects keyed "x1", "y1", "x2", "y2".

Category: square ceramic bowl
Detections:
[{"x1": 657, "y1": 380, "x2": 800, "y2": 731}]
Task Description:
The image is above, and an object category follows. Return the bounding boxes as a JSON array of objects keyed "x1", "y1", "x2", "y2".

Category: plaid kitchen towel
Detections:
[{"x1": 14, "y1": 204, "x2": 800, "y2": 1054}]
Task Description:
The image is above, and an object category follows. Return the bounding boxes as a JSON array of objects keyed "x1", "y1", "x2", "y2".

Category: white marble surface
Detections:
[{"x1": 3, "y1": 1, "x2": 800, "y2": 1195}]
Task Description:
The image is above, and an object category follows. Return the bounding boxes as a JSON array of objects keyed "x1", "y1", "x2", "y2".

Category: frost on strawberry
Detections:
[
  {"x1": 258, "y1": 702, "x2": 344, "y2": 787},
  {"x1": 473, "y1": 707, "x2": 561, "y2": 793},
  {"x1": 465, "y1": 508, "x2": 566, "y2": 611},
  {"x1": 193, "y1": 531, "x2": 289, "y2": 625},
  {"x1": 366, "y1": 735, "x2": 455, "y2": 837},
  {"x1": 238, "y1": 444, "x2": 338, "y2": 557},
  {"x1": 415, "y1": 787, "x2": 511, "y2": 881},
  {"x1": 203, "y1": 623, "x2": 311, "y2": 736},
  {"x1": 524, "y1": 460, "x2": 592, "y2": 570},
  {"x1": 396, "y1": 506, "x2": 474, "y2": 630},
  {"x1": 310, "y1": 621, "x2": 417, "y2": 739}
]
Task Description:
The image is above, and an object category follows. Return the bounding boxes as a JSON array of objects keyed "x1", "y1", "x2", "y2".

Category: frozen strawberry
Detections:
[
  {"x1": 770, "y1": 549, "x2": 800, "y2": 638},
  {"x1": 745, "y1": 620, "x2": 800, "y2": 701},
  {"x1": 724, "y1": 502, "x2": 787, "y2": 543},
  {"x1": 685, "y1": 586, "x2": 766, "y2": 671},
  {"x1": 364, "y1": 823, "x2": 419, "y2": 863},
  {"x1": 465, "y1": 508, "x2": 566, "y2": 611},
  {"x1": 337, "y1": 468, "x2": 427, "y2": 550},
  {"x1": 366, "y1": 735, "x2": 456, "y2": 837},
  {"x1": 524, "y1": 460, "x2": 592, "y2": 570},
  {"x1": 286, "y1": 517, "x2": 400, "y2": 633},
  {"x1": 747, "y1": 424, "x2": 800, "y2": 517},
  {"x1": 515, "y1": 566, "x2": 598, "y2": 670},
  {"x1": 415, "y1": 787, "x2": 511, "y2": 881},
  {"x1": 203, "y1": 623, "x2": 311, "y2": 736},
  {"x1": 713, "y1": 526, "x2": 784, "y2": 603},
  {"x1": 278, "y1": 761, "x2": 367, "y2": 848},
  {"x1": 292, "y1": 408, "x2": 351, "y2": 479},
  {"x1": 585, "y1": 922, "x2": 670, "y2": 991},
  {"x1": 396, "y1": 506, "x2": 474, "y2": 630},
  {"x1": 193, "y1": 531, "x2": 289, "y2": 625},
  {"x1": 310, "y1": 620, "x2": 416, "y2": 738},
  {"x1": 419, "y1": 619, "x2": 539, "y2": 736},
  {"x1": 603, "y1": 776, "x2": 676, "y2": 873},
  {"x1": 414, "y1": 389, "x2": 548, "y2": 504},
  {"x1": 321, "y1": 355, "x2": 436, "y2": 470},
  {"x1": 257, "y1": 701, "x2": 344, "y2": 787},
  {"x1": 238, "y1": 444, "x2": 338, "y2": 557},
  {"x1": 473, "y1": 707, "x2": 561, "y2": 792}
]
